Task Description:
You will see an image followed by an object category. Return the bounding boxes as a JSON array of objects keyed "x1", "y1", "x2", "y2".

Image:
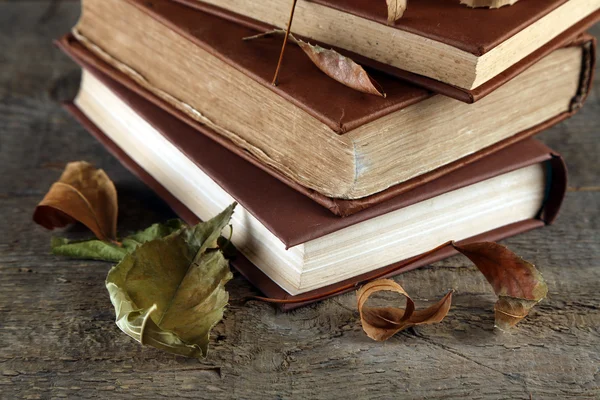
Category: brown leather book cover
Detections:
[
  {"x1": 56, "y1": 33, "x2": 587, "y2": 217},
  {"x1": 76, "y1": 0, "x2": 597, "y2": 129},
  {"x1": 62, "y1": 99, "x2": 566, "y2": 310},
  {"x1": 173, "y1": 0, "x2": 599, "y2": 103},
  {"x1": 61, "y1": 68, "x2": 566, "y2": 309}
]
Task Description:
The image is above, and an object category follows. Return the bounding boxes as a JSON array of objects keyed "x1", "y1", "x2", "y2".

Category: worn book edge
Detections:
[
  {"x1": 56, "y1": 33, "x2": 590, "y2": 216},
  {"x1": 62, "y1": 100, "x2": 566, "y2": 309}
]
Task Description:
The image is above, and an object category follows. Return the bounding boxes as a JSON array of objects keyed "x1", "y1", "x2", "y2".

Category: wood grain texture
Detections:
[{"x1": 0, "y1": 2, "x2": 599, "y2": 399}]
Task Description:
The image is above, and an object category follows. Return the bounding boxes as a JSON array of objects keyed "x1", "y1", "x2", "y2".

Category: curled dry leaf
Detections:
[
  {"x1": 386, "y1": 0, "x2": 407, "y2": 24},
  {"x1": 244, "y1": 30, "x2": 386, "y2": 97},
  {"x1": 106, "y1": 203, "x2": 236, "y2": 358},
  {"x1": 357, "y1": 279, "x2": 453, "y2": 341},
  {"x1": 33, "y1": 161, "x2": 118, "y2": 243},
  {"x1": 453, "y1": 241, "x2": 548, "y2": 330},
  {"x1": 460, "y1": 0, "x2": 518, "y2": 8}
]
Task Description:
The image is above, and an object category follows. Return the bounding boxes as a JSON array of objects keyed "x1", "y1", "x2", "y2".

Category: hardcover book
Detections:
[
  {"x1": 57, "y1": 28, "x2": 592, "y2": 215},
  {"x1": 62, "y1": 65, "x2": 567, "y2": 306},
  {"x1": 174, "y1": 0, "x2": 600, "y2": 98}
]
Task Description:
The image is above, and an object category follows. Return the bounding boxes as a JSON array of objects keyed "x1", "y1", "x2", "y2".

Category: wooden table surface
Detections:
[{"x1": 1, "y1": 2, "x2": 599, "y2": 399}]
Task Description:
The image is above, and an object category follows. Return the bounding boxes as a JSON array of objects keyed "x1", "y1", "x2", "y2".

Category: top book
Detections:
[
  {"x1": 177, "y1": 0, "x2": 599, "y2": 95},
  {"x1": 72, "y1": 0, "x2": 594, "y2": 203}
]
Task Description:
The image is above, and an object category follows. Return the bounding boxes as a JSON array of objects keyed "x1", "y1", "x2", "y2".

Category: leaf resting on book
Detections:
[
  {"x1": 297, "y1": 40, "x2": 386, "y2": 98},
  {"x1": 453, "y1": 241, "x2": 548, "y2": 330},
  {"x1": 386, "y1": 0, "x2": 407, "y2": 24},
  {"x1": 357, "y1": 279, "x2": 453, "y2": 341},
  {"x1": 106, "y1": 203, "x2": 236, "y2": 358},
  {"x1": 244, "y1": 30, "x2": 385, "y2": 97},
  {"x1": 460, "y1": 0, "x2": 519, "y2": 8},
  {"x1": 34, "y1": 161, "x2": 118, "y2": 243}
]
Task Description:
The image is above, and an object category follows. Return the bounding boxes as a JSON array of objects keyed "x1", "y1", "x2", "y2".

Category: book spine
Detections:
[{"x1": 569, "y1": 34, "x2": 597, "y2": 112}]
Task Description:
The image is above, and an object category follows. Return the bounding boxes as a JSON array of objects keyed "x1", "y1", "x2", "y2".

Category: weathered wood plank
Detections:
[
  {"x1": 0, "y1": 2, "x2": 599, "y2": 399},
  {"x1": 1, "y1": 192, "x2": 599, "y2": 399}
]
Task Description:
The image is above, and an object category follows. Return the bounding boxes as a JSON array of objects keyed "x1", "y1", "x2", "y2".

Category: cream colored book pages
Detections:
[
  {"x1": 74, "y1": 0, "x2": 582, "y2": 199},
  {"x1": 347, "y1": 46, "x2": 581, "y2": 197},
  {"x1": 198, "y1": 0, "x2": 598, "y2": 89},
  {"x1": 75, "y1": 70, "x2": 547, "y2": 295}
]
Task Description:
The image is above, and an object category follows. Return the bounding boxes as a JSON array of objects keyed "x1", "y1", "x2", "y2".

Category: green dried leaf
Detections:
[
  {"x1": 122, "y1": 219, "x2": 184, "y2": 245},
  {"x1": 52, "y1": 236, "x2": 127, "y2": 262},
  {"x1": 106, "y1": 204, "x2": 236, "y2": 358},
  {"x1": 51, "y1": 219, "x2": 184, "y2": 262}
]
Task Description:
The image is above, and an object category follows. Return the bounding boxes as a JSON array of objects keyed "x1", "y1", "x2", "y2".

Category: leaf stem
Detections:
[{"x1": 271, "y1": 0, "x2": 298, "y2": 86}]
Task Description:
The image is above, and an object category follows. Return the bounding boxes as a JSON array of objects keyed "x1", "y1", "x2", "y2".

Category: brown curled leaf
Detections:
[
  {"x1": 386, "y1": 0, "x2": 407, "y2": 24},
  {"x1": 357, "y1": 279, "x2": 453, "y2": 341},
  {"x1": 460, "y1": 0, "x2": 518, "y2": 8},
  {"x1": 33, "y1": 161, "x2": 118, "y2": 242},
  {"x1": 243, "y1": 30, "x2": 386, "y2": 97},
  {"x1": 297, "y1": 40, "x2": 386, "y2": 97},
  {"x1": 453, "y1": 241, "x2": 548, "y2": 330}
]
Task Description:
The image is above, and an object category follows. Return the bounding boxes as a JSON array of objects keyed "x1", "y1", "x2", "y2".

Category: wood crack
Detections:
[{"x1": 410, "y1": 330, "x2": 528, "y2": 385}]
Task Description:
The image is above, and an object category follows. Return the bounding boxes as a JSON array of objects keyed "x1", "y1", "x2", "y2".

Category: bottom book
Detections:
[{"x1": 63, "y1": 67, "x2": 567, "y2": 310}]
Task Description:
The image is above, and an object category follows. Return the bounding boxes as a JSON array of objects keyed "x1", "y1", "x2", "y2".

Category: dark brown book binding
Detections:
[
  {"x1": 172, "y1": 0, "x2": 599, "y2": 103},
  {"x1": 56, "y1": 33, "x2": 589, "y2": 217},
  {"x1": 61, "y1": 68, "x2": 567, "y2": 310}
]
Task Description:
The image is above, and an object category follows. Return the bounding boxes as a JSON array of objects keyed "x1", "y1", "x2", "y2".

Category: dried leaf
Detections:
[
  {"x1": 453, "y1": 241, "x2": 548, "y2": 330},
  {"x1": 242, "y1": 29, "x2": 286, "y2": 42},
  {"x1": 357, "y1": 279, "x2": 453, "y2": 341},
  {"x1": 386, "y1": 0, "x2": 407, "y2": 24},
  {"x1": 460, "y1": 0, "x2": 518, "y2": 8},
  {"x1": 297, "y1": 40, "x2": 386, "y2": 97},
  {"x1": 34, "y1": 161, "x2": 118, "y2": 242},
  {"x1": 244, "y1": 30, "x2": 385, "y2": 97},
  {"x1": 106, "y1": 204, "x2": 236, "y2": 358},
  {"x1": 52, "y1": 236, "x2": 126, "y2": 262},
  {"x1": 51, "y1": 220, "x2": 184, "y2": 262}
]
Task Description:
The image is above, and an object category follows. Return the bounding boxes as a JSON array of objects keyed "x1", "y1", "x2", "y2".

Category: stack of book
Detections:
[{"x1": 58, "y1": 0, "x2": 599, "y2": 308}]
